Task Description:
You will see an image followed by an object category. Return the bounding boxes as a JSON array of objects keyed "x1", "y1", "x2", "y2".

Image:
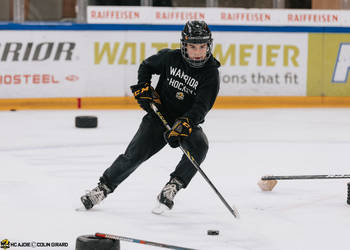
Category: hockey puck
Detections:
[
  {"x1": 207, "y1": 230, "x2": 219, "y2": 236},
  {"x1": 76, "y1": 235, "x2": 120, "y2": 250},
  {"x1": 75, "y1": 116, "x2": 98, "y2": 128}
]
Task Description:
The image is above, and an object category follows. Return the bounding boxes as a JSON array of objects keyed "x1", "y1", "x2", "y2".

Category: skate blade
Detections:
[
  {"x1": 152, "y1": 203, "x2": 170, "y2": 215},
  {"x1": 75, "y1": 207, "x2": 87, "y2": 212}
]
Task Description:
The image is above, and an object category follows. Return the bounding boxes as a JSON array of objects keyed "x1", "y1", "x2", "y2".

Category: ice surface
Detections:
[{"x1": 1, "y1": 108, "x2": 350, "y2": 250}]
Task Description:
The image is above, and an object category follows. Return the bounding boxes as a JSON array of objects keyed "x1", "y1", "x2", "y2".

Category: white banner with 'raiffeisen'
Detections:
[
  {"x1": 0, "y1": 30, "x2": 307, "y2": 98},
  {"x1": 87, "y1": 6, "x2": 350, "y2": 27}
]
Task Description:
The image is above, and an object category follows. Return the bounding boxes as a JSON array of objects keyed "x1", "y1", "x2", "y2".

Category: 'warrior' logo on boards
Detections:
[
  {"x1": 0, "y1": 42, "x2": 75, "y2": 62},
  {"x1": 332, "y1": 43, "x2": 350, "y2": 83}
]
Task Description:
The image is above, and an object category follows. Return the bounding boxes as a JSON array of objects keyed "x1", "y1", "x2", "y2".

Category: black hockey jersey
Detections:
[{"x1": 137, "y1": 49, "x2": 220, "y2": 125}]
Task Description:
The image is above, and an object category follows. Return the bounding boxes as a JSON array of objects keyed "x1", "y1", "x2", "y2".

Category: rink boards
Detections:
[{"x1": 0, "y1": 23, "x2": 350, "y2": 109}]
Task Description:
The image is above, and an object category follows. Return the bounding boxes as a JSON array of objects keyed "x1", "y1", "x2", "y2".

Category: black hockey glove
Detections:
[
  {"x1": 164, "y1": 117, "x2": 192, "y2": 148},
  {"x1": 130, "y1": 82, "x2": 161, "y2": 112}
]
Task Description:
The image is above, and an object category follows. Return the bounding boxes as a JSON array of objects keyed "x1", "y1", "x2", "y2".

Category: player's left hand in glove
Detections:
[
  {"x1": 130, "y1": 82, "x2": 161, "y2": 112},
  {"x1": 164, "y1": 117, "x2": 192, "y2": 148}
]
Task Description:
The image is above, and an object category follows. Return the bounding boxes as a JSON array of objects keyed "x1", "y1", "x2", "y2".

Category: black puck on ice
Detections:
[
  {"x1": 75, "y1": 116, "x2": 98, "y2": 128},
  {"x1": 207, "y1": 230, "x2": 219, "y2": 236},
  {"x1": 76, "y1": 235, "x2": 120, "y2": 250}
]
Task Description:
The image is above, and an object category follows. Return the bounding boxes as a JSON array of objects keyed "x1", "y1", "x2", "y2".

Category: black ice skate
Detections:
[
  {"x1": 152, "y1": 177, "x2": 183, "y2": 214},
  {"x1": 80, "y1": 182, "x2": 111, "y2": 210}
]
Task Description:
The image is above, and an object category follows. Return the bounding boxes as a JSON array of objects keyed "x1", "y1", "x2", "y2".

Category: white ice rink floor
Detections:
[{"x1": 1, "y1": 108, "x2": 350, "y2": 250}]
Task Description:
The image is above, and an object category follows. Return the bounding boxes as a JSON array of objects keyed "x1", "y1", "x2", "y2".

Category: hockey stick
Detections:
[
  {"x1": 150, "y1": 103, "x2": 240, "y2": 219},
  {"x1": 95, "y1": 232, "x2": 197, "y2": 250},
  {"x1": 262, "y1": 174, "x2": 350, "y2": 180}
]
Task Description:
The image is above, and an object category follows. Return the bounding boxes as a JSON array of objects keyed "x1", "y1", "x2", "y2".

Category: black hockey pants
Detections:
[{"x1": 101, "y1": 113, "x2": 209, "y2": 191}]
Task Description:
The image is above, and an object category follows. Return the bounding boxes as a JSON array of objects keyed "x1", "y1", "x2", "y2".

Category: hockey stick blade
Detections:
[
  {"x1": 95, "y1": 232, "x2": 197, "y2": 250},
  {"x1": 262, "y1": 174, "x2": 350, "y2": 180}
]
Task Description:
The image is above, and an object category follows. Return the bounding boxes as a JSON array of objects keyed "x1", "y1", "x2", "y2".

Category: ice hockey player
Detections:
[{"x1": 81, "y1": 20, "x2": 220, "y2": 213}]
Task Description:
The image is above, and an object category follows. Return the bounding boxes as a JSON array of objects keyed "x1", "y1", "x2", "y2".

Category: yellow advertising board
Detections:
[{"x1": 308, "y1": 33, "x2": 350, "y2": 97}]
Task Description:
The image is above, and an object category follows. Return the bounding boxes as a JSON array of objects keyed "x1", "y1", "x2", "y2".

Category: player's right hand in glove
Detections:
[
  {"x1": 164, "y1": 117, "x2": 192, "y2": 148},
  {"x1": 130, "y1": 82, "x2": 161, "y2": 112}
]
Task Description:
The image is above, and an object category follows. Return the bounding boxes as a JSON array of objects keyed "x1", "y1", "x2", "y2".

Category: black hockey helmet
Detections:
[{"x1": 181, "y1": 20, "x2": 213, "y2": 68}]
